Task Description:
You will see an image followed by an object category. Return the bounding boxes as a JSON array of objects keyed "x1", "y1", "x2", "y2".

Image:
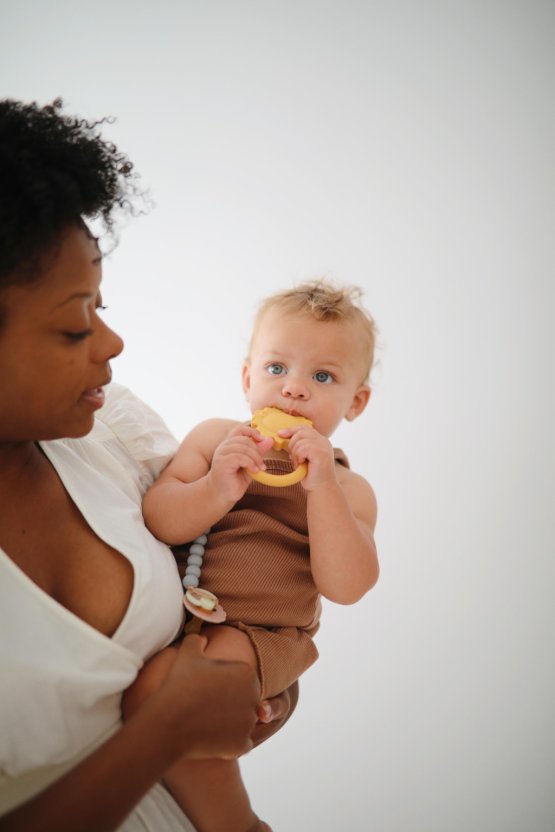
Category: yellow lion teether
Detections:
[{"x1": 249, "y1": 407, "x2": 312, "y2": 487}]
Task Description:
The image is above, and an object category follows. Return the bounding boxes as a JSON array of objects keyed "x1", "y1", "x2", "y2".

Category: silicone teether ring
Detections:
[
  {"x1": 249, "y1": 463, "x2": 308, "y2": 488},
  {"x1": 247, "y1": 407, "x2": 312, "y2": 488}
]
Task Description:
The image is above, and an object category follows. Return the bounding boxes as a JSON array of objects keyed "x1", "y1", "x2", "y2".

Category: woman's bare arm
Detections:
[{"x1": 0, "y1": 636, "x2": 261, "y2": 832}]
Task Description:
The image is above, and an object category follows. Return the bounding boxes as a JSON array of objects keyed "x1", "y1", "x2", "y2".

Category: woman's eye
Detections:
[
  {"x1": 267, "y1": 363, "x2": 286, "y2": 376},
  {"x1": 314, "y1": 371, "x2": 333, "y2": 384},
  {"x1": 63, "y1": 305, "x2": 106, "y2": 341},
  {"x1": 64, "y1": 329, "x2": 93, "y2": 342}
]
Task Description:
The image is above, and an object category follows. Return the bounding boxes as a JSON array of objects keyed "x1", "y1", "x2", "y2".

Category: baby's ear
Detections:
[
  {"x1": 241, "y1": 362, "x2": 251, "y2": 396},
  {"x1": 345, "y1": 385, "x2": 371, "y2": 422}
]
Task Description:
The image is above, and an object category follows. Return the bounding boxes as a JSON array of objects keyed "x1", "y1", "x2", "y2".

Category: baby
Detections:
[{"x1": 126, "y1": 280, "x2": 379, "y2": 832}]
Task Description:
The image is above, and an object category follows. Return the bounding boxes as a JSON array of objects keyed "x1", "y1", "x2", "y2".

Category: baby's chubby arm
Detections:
[
  {"x1": 284, "y1": 426, "x2": 379, "y2": 604},
  {"x1": 142, "y1": 419, "x2": 273, "y2": 545}
]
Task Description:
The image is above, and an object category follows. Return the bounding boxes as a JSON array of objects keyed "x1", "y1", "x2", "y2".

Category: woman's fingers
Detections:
[
  {"x1": 158, "y1": 636, "x2": 261, "y2": 760},
  {"x1": 251, "y1": 681, "x2": 300, "y2": 748}
]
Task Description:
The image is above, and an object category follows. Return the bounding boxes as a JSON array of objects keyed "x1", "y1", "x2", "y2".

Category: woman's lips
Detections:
[{"x1": 80, "y1": 386, "x2": 106, "y2": 409}]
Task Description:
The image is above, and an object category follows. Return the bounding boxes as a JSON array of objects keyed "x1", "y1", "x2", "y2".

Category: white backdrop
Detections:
[{"x1": 3, "y1": 2, "x2": 554, "y2": 830}]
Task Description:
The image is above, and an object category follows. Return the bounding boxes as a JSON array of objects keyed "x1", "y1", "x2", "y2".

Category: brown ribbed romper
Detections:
[{"x1": 177, "y1": 450, "x2": 349, "y2": 699}]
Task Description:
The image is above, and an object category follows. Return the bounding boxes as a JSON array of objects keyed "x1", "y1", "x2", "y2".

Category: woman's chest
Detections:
[{"x1": 0, "y1": 460, "x2": 133, "y2": 637}]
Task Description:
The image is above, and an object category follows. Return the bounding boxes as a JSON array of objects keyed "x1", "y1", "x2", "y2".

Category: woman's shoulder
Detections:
[
  {"x1": 91, "y1": 383, "x2": 179, "y2": 491},
  {"x1": 97, "y1": 384, "x2": 177, "y2": 451}
]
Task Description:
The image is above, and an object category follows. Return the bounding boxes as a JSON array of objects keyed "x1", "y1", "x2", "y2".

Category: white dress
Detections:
[{"x1": 0, "y1": 384, "x2": 195, "y2": 830}]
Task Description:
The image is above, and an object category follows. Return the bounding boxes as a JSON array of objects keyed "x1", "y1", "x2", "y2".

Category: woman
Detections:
[{"x1": 0, "y1": 99, "x2": 296, "y2": 832}]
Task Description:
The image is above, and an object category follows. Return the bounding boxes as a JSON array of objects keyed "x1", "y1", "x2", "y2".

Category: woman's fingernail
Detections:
[{"x1": 259, "y1": 702, "x2": 272, "y2": 722}]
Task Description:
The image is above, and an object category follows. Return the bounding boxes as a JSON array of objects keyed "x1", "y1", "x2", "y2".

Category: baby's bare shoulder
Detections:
[
  {"x1": 194, "y1": 416, "x2": 243, "y2": 435},
  {"x1": 335, "y1": 463, "x2": 372, "y2": 491},
  {"x1": 183, "y1": 417, "x2": 244, "y2": 450},
  {"x1": 336, "y1": 464, "x2": 377, "y2": 522}
]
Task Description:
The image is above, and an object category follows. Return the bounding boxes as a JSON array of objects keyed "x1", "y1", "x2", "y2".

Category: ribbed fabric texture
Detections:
[{"x1": 176, "y1": 450, "x2": 349, "y2": 698}]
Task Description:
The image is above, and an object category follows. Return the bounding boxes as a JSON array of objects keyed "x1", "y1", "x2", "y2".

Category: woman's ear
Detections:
[
  {"x1": 241, "y1": 362, "x2": 251, "y2": 396},
  {"x1": 345, "y1": 385, "x2": 371, "y2": 422}
]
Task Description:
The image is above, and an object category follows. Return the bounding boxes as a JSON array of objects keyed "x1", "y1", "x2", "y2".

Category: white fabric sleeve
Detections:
[{"x1": 94, "y1": 383, "x2": 179, "y2": 494}]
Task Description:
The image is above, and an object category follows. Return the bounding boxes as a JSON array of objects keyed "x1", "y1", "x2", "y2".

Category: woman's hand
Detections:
[
  {"x1": 0, "y1": 637, "x2": 263, "y2": 832},
  {"x1": 251, "y1": 680, "x2": 300, "y2": 747},
  {"x1": 149, "y1": 635, "x2": 262, "y2": 760}
]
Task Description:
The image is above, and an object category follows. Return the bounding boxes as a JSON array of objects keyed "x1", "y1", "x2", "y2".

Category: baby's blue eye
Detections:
[
  {"x1": 267, "y1": 363, "x2": 286, "y2": 376},
  {"x1": 314, "y1": 371, "x2": 333, "y2": 384}
]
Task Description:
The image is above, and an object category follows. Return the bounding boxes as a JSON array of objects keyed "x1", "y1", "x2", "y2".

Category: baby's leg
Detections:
[
  {"x1": 201, "y1": 622, "x2": 259, "y2": 673},
  {"x1": 165, "y1": 755, "x2": 266, "y2": 832},
  {"x1": 164, "y1": 626, "x2": 264, "y2": 831},
  {"x1": 123, "y1": 626, "x2": 268, "y2": 832}
]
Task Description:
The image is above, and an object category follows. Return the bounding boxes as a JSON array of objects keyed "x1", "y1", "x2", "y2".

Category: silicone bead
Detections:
[{"x1": 183, "y1": 530, "x2": 211, "y2": 592}]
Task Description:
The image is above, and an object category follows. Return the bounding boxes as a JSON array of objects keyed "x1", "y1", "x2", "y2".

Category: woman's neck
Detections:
[{"x1": 0, "y1": 440, "x2": 43, "y2": 484}]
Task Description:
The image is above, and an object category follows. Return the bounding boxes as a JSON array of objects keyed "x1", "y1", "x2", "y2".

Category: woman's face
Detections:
[{"x1": 0, "y1": 224, "x2": 124, "y2": 442}]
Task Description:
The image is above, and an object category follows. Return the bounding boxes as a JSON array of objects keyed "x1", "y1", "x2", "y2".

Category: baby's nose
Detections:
[{"x1": 282, "y1": 378, "x2": 309, "y2": 399}]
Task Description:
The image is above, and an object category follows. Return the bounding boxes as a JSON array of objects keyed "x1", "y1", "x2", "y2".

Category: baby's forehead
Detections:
[
  {"x1": 254, "y1": 312, "x2": 367, "y2": 369},
  {"x1": 250, "y1": 295, "x2": 374, "y2": 382},
  {"x1": 252, "y1": 309, "x2": 340, "y2": 347},
  {"x1": 254, "y1": 307, "x2": 344, "y2": 333},
  {"x1": 257, "y1": 307, "x2": 368, "y2": 343}
]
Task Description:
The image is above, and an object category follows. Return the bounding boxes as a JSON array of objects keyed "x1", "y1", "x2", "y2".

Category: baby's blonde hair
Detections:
[{"x1": 250, "y1": 279, "x2": 378, "y2": 383}]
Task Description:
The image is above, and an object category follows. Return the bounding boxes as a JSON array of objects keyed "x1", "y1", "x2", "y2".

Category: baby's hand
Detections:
[
  {"x1": 280, "y1": 426, "x2": 336, "y2": 491},
  {"x1": 209, "y1": 425, "x2": 273, "y2": 503}
]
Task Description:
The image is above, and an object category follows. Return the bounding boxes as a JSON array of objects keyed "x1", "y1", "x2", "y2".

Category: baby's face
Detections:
[{"x1": 242, "y1": 309, "x2": 370, "y2": 438}]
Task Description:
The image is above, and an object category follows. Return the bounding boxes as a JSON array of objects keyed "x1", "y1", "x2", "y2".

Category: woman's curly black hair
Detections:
[{"x1": 0, "y1": 97, "x2": 140, "y2": 287}]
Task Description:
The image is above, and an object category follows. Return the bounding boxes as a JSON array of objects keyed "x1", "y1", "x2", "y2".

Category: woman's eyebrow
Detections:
[{"x1": 53, "y1": 291, "x2": 95, "y2": 309}]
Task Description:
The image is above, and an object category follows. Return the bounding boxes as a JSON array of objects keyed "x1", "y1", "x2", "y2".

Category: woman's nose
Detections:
[{"x1": 93, "y1": 317, "x2": 124, "y2": 362}]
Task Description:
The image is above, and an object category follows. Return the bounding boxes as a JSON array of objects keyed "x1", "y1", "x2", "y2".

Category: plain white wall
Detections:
[{"x1": 3, "y1": 2, "x2": 554, "y2": 830}]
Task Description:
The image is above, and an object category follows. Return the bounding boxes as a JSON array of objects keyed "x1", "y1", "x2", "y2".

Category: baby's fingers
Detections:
[
  {"x1": 218, "y1": 437, "x2": 266, "y2": 467},
  {"x1": 228, "y1": 424, "x2": 265, "y2": 443}
]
